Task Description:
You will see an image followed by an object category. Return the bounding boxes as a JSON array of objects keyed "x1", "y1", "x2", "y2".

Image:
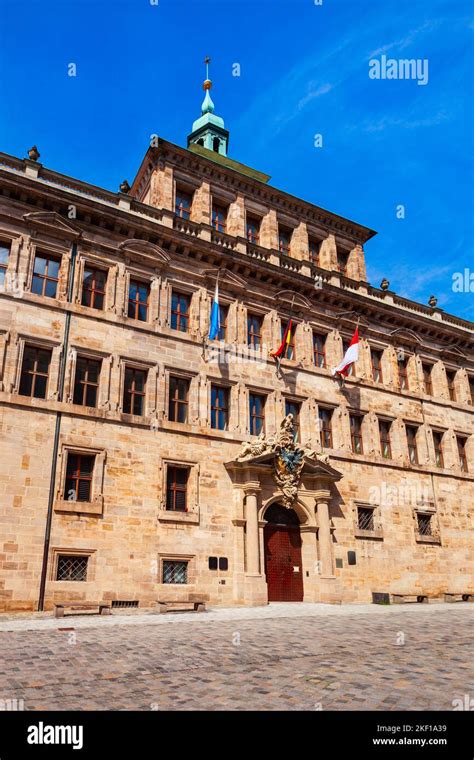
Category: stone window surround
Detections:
[
  {"x1": 158, "y1": 457, "x2": 200, "y2": 524},
  {"x1": 50, "y1": 547, "x2": 97, "y2": 582},
  {"x1": 157, "y1": 553, "x2": 196, "y2": 586},
  {"x1": 121, "y1": 267, "x2": 157, "y2": 323},
  {"x1": 353, "y1": 500, "x2": 384, "y2": 540},
  {"x1": 117, "y1": 356, "x2": 157, "y2": 418},
  {"x1": 11, "y1": 334, "x2": 62, "y2": 400},
  {"x1": 74, "y1": 254, "x2": 114, "y2": 313},
  {"x1": 207, "y1": 376, "x2": 237, "y2": 432},
  {"x1": 162, "y1": 366, "x2": 199, "y2": 425},
  {"x1": 66, "y1": 346, "x2": 112, "y2": 409},
  {"x1": 26, "y1": 240, "x2": 68, "y2": 300},
  {"x1": 54, "y1": 442, "x2": 106, "y2": 516},
  {"x1": 166, "y1": 282, "x2": 197, "y2": 333},
  {"x1": 412, "y1": 502, "x2": 441, "y2": 545}
]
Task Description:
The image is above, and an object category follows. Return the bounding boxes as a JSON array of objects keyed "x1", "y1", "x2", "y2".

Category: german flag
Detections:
[{"x1": 271, "y1": 318, "x2": 293, "y2": 360}]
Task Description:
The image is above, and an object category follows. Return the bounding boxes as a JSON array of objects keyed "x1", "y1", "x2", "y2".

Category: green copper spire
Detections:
[{"x1": 187, "y1": 56, "x2": 229, "y2": 157}]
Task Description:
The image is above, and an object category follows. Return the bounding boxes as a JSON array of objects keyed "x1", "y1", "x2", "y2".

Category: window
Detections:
[
  {"x1": 337, "y1": 250, "x2": 349, "y2": 274},
  {"x1": 319, "y1": 407, "x2": 333, "y2": 448},
  {"x1": 168, "y1": 376, "x2": 189, "y2": 423},
  {"x1": 313, "y1": 332, "x2": 326, "y2": 368},
  {"x1": 470, "y1": 377, "x2": 474, "y2": 405},
  {"x1": 123, "y1": 367, "x2": 146, "y2": 416},
  {"x1": 446, "y1": 370, "x2": 456, "y2": 402},
  {"x1": 308, "y1": 238, "x2": 320, "y2": 265},
  {"x1": 278, "y1": 227, "x2": 291, "y2": 255},
  {"x1": 19, "y1": 346, "x2": 52, "y2": 399},
  {"x1": 212, "y1": 204, "x2": 226, "y2": 233},
  {"x1": 162, "y1": 560, "x2": 188, "y2": 584},
  {"x1": 56, "y1": 554, "x2": 88, "y2": 582},
  {"x1": 65, "y1": 454, "x2": 95, "y2": 502},
  {"x1": 211, "y1": 385, "x2": 229, "y2": 431},
  {"x1": 81, "y1": 267, "x2": 106, "y2": 310},
  {"x1": 350, "y1": 415, "x2": 363, "y2": 454},
  {"x1": 422, "y1": 363, "x2": 433, "y2": 395},
  {"x1": 371, "y1": 349, "x2": 383, "y2": 383},
  {"x1": 128, "y1": 280, "x2": 149, "y2": 322},
  {"x1": 342, "y1": 340, "x2": 355, "y2": 376},
  {"x1": 249, "y1": 393, "x2": 265, "y2": 436},
  {"x1": 285, "y1": 400, "x2": 301, "y2": 441},
  {"x1": 166, "y1": 466, "x2": 189, "y2": 511},
  {"x1": 379, "y1": 420, "x2": 392, "y2": 459},
  {"x1": 457, "y1": 437, "x2": 468, "y2": 472},
  {"x1": 246, "y1": 216, "x2": 260, "y2": 245},
  {"x1": 416, "y1": 513, "x2": 432, "y2": 537},
  {"x1": 281, "y1": 322, "x2": 296, "y2": 360},
  {"x1": 398, "y1": 358, "x2": 409, "y2": 390},
  {"x1": 31, "y1": 253, "x2": 60, "y2": 298},
  {"x1": 73, "y1": 357, "x2": 101, "y2": 407},
  {"x1": 433, "y1": 431, "x2": 444, "y2": 468},
  {"x1": 170, "y1": 291, "x2": 190, "y2": 332},
  {"x1": 247, "y1": 313, "x2": 263, "y2": 348},
  {"x1": 217, "y1": 304, "x2": 228, "y2": 341},
  {"x1": 0, "y1": 242, "x2": 9, "y2": 288},
  {"x1": 406, "y1": 426, "x2": 419, "y2": 465},
  {"x1": 357, "y1": 506, "x2": 374, "y2": 532},
  {"x1": 175, "y1": 188, "x2": 192, "y2": 219}
]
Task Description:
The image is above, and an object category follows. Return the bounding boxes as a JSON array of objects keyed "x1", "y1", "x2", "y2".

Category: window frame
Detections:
[
  {"x1": 127, "y1": 279, "x2": 150, "y2": 322},
  {"x1": 350, "y1": 414, "x2": 364, "y2": 455},
  {"x1": 211, "y1": 384, "x2": 229, "y2": 431},
  {"x1": 313, "y1": 332, "x2": 326, "y2": 368},
  {"x1": 371, "y1": 349, "x2": 384, "y2": 383},
  {"x1": 18, "y1": 344, "x2": 52, "y2": 399},
  {"x1": 406, "y1": 425, "x2": 419, "y2": 465},
  {"x1": 175, "y1": 187, "x2": 193, "y2": 220},
  {"x1": 0, "y1": 241, "x2": 10, "y2": 288},
  {"x1": 457, "y1": 436, "x2": 468, "y2": 472},
  {"x1": 73, "y1": 355, "x2": 102, "y2": 408},
  {"x1": 123, "y1": 365, "x2": 147, "y2": 416},
  {"x1": 247, "y1": 313, "x2": 263, "y2": 348},
  {"x1": 211, "y1": 203, "x2": 227, "y2": 233},
  {"x1": 249, "y1": 392, "x2": 266, "y2": 436},
  {"x1": 284, "y1": 399, "x2": 301, "y2": 441},
  {"x1": 170, "y1": 290, "x2": 191, "y2": 333},
  {"x1": 65, "y1": 452, "x2": 96, "y2": 503},
  {"x1": 165, "y1": 465, "x2": 190, "y2": 512},
  {"x1": 278, "y1": 226, "x2": 292, "y2": 255},
  {"x1": 168, "y1": 375, "x2": 190, "y2": 424},
  {"x1": 246, "y1": 215, "x2": 261, "y2": 245},
  {"x1": 378, "y1": 419, "x2": 392, "y2": 459},
  {"x1": 81, "y1": 265, "x2": 107, "y2": 311},
  {"x1": 432, "y1": 431, "x2": 444, "y2": 468},
  {"x1": 31, "y1": 251, "x2": 61, "y2": 299},
  {"x1": 318, "y1": 406, "x2": 333, "y2": 449},
  {"x1": 422, "y1": 363, "x2": 433, "y2": 396}
]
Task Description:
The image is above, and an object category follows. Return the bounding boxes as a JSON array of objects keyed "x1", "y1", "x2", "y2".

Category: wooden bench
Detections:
[
  {"x1": 391, "y1": 594, "x2": 429, "y2": 604},
  {"x1": 444, "y1": 593, "x2": 474, "y2": 603},
  {"x1": 54, "y1": 602, "x2": 111, "y2": 618},
  {"x1": 156, "y1": 599, "x2": 206, "y2": 614}
]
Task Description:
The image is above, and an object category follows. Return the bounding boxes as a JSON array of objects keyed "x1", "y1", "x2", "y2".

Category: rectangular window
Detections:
[
  {"x1": 211, "y1": 385, "x2": 229, "y2": 431},
  {"x1": 19, "y1": 346, "x2": 52, "y2": 399},
  {"x1": 166, "y1": 466, "x2": 189, "y2": 511},
  {"x1": 212, "y1": 204, "x2": 227, "y2": 233},
  {"x1": 308, "y1": 238, "x2": 320, "y2": 265},
  {"x1": 281, "y1": 322, "x2": 296, "y2": 360},
  {"x1": 371, "y1": 349, "x2": 383, "y2": 383},
  {"x1": 128, "y1": 280, "x2": 149, "y2": 322},
  {"x1": 406, "y1": 425, "x2": 419, "y2": 465},
  {"x1": 470, "y1": 377, "x2": 474, "y2": 405},
  {"x1": 170, "y1": 291, "x2": 190, "y2": 332},
  {"x1": 278, "y1": 227, "x2": 291, "y2": 255},
  {"x1": 81, "y1": 267, "x2": 106, "y2": 310},
  {"x1": 123, "y1": 367, "x2": 146, "y2": 416},
  {"x1": 162, "y1": 560, "x2": 188, "y2": 584},
  {"x1": 422, "y1": 363, "x2": 433, "y2": 395},
  {"x1": 446, "y1": 370, "x2": 456, "y2": 402},
  {"x1": 313, "y1": 332, "x2": 326, "y2": 368},
  {"x1": 249, "y1": 393, "x2": 265, "y2": 436},
  {"x1": 433, "y1": 431, "x2": 444, "y2": 468},
  {"x1": 379, "y1": 420, "x2": 392, "y2": 459},
  {"x1": 416, "y1": 513, "x2": 432, "y2": 537},
  {"x1": 337, "y1": 250, "x2": 349, "y2": 274},
  {"x1": 65, "y1": 454, "x2": 95, "y2": 502},
  {"x1": 175, "y1": 189, "x2": 193, "y2": 219},
  {"x1": 247, "y1": 313, "x2": 263, "y2": 348},
  {"x1": 217, "y1": 303, "x2": 228, "y2": 341},
  {"x1": 246, "y1": 216, "x2": 260, "y2": 245},
  {"x1": 398, "y1": 358, "x2": 409, "y2": 390},
  {"x1": 0, "y1": 242, "x2": 9, "y2": 288},
  {"x1": 31, "y1": 253, "x2": 60, "y2": 298},
  {"x1": 56, "y1": 554, "x2": 89, "y2": 582},
  {"x1": 350, "y1": 414, "x2": 363, "y2": 454},
  {"x1": 357, "y1": 507, "x2": 374, "y2": 532},
  {"x1": 457, "y1": 437, "x2": 468, "y2": 472},
  {"x1": 168, "y1": 376, "x2": 189, "y2": 423},
  {"x1": 285, "y1": 400, "x2": 301, "y2": 441},
  {"x1": 73, "y1": 357, "x2": 101, "y2": 407},
  {"x1": 342, "y1": 340, "x2": 355, "y2": 377},
  {"x1": 319, "y1": 407, "x2": 333, "y2": 449}
]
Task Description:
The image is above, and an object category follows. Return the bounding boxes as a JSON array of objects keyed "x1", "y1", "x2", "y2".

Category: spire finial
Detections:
[{"x1": 201, "y1": 55, "x2": 214, "y2": 114}]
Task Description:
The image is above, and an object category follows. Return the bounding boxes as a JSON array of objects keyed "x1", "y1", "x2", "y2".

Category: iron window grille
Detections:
[
  {"x1": 416, "y1": 513, "x2": 432, "y2": 536},
  {"x1": 19, "y1": 346, "x2": 52, "y2": 399},
  {"x1": 56, "y1": 554, "x2": 89, "y2": 582},
  {"x1": 31, "y1": 253, "x2": 60, "y2": 298},
  {"x1": 162, "y1": 560, "x2": 188, "y2": 584},
  {"x1": 357, "y1": 507, "x2": 375, "y2": 531},
  {"x1": 111, "y1": 600, "x2": 139, "y2": 609}
]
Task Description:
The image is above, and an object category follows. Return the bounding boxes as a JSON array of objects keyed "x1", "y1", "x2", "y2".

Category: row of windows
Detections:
[
  {"x1": 356, "y1": 505, "x2": 437, "y2": 539},
  {"x1": 54, "y1": 554, "x2": 189, "y2": 584},
  {"x1": 174, "y1": 189, "x2": 346, "y2": 269}
]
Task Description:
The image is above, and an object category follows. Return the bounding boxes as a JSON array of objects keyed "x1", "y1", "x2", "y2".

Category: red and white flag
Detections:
[{"x1": 332, "y1": 326, "x2": 359, "y2": 377}]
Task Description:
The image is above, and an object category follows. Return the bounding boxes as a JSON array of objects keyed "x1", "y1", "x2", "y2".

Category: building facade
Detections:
[{"x1": 0, "y1": 80, "x2": 473, "y2": 612}]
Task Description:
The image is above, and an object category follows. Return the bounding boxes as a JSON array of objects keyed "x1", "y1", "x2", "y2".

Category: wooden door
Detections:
[{"x1": 264, "y1": 523, "x2": 303, "y2": 602}]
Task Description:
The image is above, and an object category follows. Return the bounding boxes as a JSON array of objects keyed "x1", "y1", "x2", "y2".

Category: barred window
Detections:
[
  {"x1": 31, "y1": 253, "x2": 60, "y2": 298},
  {"x1": 357, "y1": 507, "x2": 374, "y2": 532},
  {"x1": 162, "y1": 560, "x2": 188, "y2": 584},
  {"x1": 56, "y1": 554, "x2": 89, "y2": 582},
  {"x1": 19, "y1": 346, "x2": 52, "y2": 399},
  {"x1": 416, "y1": 513, "x2": 432, "y2": 536}
]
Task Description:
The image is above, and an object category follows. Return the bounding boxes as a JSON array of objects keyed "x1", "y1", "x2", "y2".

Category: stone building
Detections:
[{"x1": 0, "y1": 73, "x2": 473, "y2": 612}]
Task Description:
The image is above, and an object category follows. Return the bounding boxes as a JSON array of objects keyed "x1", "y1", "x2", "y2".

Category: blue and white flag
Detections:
[{"x1": 208, "y1": 279, "x2": 220, "y2": 340}]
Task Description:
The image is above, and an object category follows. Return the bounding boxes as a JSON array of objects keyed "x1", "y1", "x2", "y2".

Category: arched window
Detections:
[{"x1": 196, "y1": 138, "x2": 204, "y2": 147}]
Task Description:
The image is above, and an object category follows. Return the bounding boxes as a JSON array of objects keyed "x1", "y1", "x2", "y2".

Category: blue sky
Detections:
[{"x1": 1, "y1": 0, "x2": 473, "y2": 319}]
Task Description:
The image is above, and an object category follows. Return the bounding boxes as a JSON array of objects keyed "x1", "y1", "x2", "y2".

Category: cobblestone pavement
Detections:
[{"x1": 0, "y1": 603, "x2": 472, "y2": 711}]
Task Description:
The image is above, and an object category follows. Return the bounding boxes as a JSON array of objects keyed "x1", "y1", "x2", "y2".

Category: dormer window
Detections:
[{"x1": 175, "y1": 188, "x2": 193, "y2": 220}]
